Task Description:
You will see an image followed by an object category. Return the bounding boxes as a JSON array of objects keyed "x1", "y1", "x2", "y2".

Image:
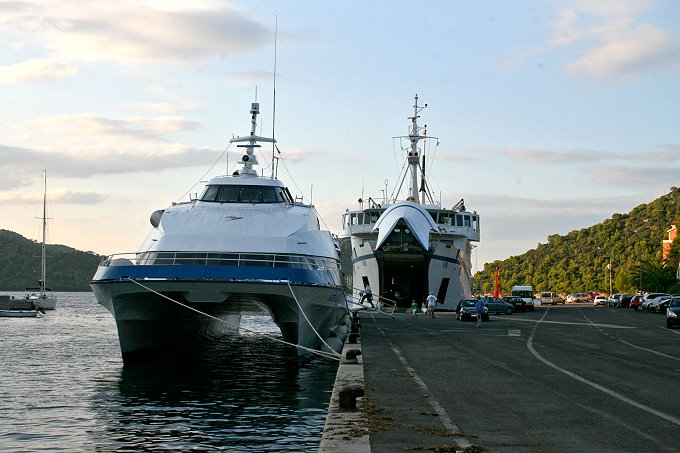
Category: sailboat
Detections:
[{"x1": 25, "y1": 170, "x2": 57, "y2": 310}]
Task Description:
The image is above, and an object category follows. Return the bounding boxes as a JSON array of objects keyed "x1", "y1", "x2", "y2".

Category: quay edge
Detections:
[{"x1": 319, "y1": 341, "x2": 370, "y2": 453}]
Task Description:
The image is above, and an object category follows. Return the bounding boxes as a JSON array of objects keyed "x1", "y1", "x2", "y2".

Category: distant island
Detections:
[
  {"x1": 0, "y1": 229, "x2": 103, "y2": 292},
  {"x1": 474, "y1": 187, "x2": 680, "y2": 295}
]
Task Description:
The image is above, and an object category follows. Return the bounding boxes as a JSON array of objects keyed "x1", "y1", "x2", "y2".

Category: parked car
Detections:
[
  {"x1": 647, "y1": 295, "x2": 672, "y2": 313},
  {"x1": 456, "y1": 299, "x2": 489, "y2": 322},
  {"x1": 586, "y1": 291, "x2": 600, "y2": 299},
  {"x1": 641, "y1": 293, "x2": 671, "y2": 311},
  {"x1": 478, "y1": 296, "x2": 514, "y2": 314},
  {"x1": 567, "y1": 293, "x2": 590, "y2": 303},
  {"x1": 502, "y1": 295, "x2": 529, "y2": 313},
  {"x1": 607, "y1": 294, "x2": 622, "y2": 307},
  {"x1": 540, "y1": 292, "x2": 565, "y2": 305},
  {"x1": 593, "y1": 295, "x2": 607, "y2": 306},
  {"x1": 618, "y1": 294, "x2": 634, "y2": 308},
  {"x1": 630, "y1": 294, "x2": 645, "y2": 311},
  {"x1": 667, "y1": 296, "x2": 680, "y2": 328}
]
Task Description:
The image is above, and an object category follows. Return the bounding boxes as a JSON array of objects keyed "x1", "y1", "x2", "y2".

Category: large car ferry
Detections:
[{"x1": 340, "y1": 96, "x2": 480, "y2": 311}]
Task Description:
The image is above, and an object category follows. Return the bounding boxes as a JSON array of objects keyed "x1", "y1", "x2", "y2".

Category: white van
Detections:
[{"x1": 512, "y1": 286, "x2": 536, "y2": 309}]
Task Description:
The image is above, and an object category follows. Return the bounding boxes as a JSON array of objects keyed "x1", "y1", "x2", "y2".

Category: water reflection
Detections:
[{"x1": 90, "y1": 335, "x2": 338, "y2": 452}]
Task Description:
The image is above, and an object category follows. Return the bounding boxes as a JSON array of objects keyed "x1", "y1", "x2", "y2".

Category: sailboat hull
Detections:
[{"x1": 29, "y1": 295, "x2": 57, "y2": 310}]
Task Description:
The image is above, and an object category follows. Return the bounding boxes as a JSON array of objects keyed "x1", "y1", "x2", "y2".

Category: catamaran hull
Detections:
[{"x1": 90, "y1": 279, "x2": 348, "y2": 364}]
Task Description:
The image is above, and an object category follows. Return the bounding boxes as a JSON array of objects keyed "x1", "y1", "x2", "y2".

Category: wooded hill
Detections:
[
  {"x1": 474, "y1": 187, "x2": 680, "y2": 295},
  {"x1": 0, "y1": 229, "x2": 103, "y2": 291}
]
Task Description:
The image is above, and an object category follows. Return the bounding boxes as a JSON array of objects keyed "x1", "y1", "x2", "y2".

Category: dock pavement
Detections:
[{"x1": 320, "y1": 306, "x2": 680, "y2": 453}]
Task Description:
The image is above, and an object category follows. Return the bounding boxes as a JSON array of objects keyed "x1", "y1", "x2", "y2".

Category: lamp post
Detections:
[{"x1": 607, "y1": 258, "x2": 612, "y2": 296}]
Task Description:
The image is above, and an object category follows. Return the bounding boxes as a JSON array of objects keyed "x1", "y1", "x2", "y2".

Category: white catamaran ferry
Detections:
[
  {"x1": 91, "y1": 102, "x2": 349, "y2": 364},
  {"x1": 340, "y1": 96, "x2": 480, "y2": 311}
]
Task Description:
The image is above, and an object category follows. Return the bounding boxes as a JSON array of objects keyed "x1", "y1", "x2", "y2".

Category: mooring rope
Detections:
[
  {"x1": 285, "y1": 280, "x2": 344, "y2": 359},
  {"x1": 124, "y1": 278, "x2": 341, "y2": 361}
]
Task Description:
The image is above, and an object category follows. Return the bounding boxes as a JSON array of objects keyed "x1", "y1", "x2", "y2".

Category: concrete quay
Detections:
[{"x1": 320, "y1": 305, "x2": 680, "y2": 452}]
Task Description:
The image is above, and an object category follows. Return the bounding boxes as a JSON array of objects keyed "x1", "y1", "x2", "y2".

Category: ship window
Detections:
[
  {"x1": 438, "y1": 212, "x2": 451, "y2": 225},
  {"x1": 357, "y1": 213, "x2": 364, "y2": 224},
  {"x1": 464, "y1": 215, "x2": 471, "y2": 227},
  {"x1": 201, "y1": 185, "x2": 220, "y2": 201},
  {"x1": 351, "y1": 214, "x2": 358, "y2": 225},
  {"x1": 472, "y1": 216, "x2": 479, "y2": 232},
  {"x1": 200, "y1": 185, "x2": 287, "y2": 204},
  {"x1": 456, "y1": 214, "x2": 463, "y2": 227}
]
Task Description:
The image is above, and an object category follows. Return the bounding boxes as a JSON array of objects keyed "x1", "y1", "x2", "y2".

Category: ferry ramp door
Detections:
[{"x1": 378, "y1": 253, "x2": 430, "y2": 309}]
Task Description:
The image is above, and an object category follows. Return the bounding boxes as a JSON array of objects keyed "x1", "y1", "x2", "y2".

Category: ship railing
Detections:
[
  {"x1": 349, "y1": 286, "x2": 397, "y2": 313},
  {"x1": 100, "y1": 251, "x2": 341, "y2": 272}
]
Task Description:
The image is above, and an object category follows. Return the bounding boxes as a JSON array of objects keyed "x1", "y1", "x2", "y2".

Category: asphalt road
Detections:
[{"x1": 359, "y1": 304, "x2": 680, "y2": 453}]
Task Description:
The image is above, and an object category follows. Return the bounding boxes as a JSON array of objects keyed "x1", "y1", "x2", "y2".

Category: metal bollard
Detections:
[
  {"x1": 348, "y1": 333, "x2": 360, "y2": 344},
  {"x1": 338, "y1": 385, "x2": 365, "y2": 410},
  {"x1": 344, "y1": 348, "x2": 362, "y2": 362}
]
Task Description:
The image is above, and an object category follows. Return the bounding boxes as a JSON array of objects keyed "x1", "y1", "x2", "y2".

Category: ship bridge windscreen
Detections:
[{"x1": 200, "y1": 185, "x2": 291, "y2": 203}]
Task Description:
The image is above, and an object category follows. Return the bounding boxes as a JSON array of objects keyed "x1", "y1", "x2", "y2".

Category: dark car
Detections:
[
  {"x1": 478, "y1": 296, "x2": 514, "y2": 315},
  {"x1": 456, "y1": 299, "x2": 489, "y2": 322},
  {"x1": 667, "y1": 296, "x2": 680, "y2": 328},
  {"x1": 618, "y1": 294, "x2": 634, "y2": 308},
  {"x1": 502, "y1": 296, "x2": 528, "y2": 313}
]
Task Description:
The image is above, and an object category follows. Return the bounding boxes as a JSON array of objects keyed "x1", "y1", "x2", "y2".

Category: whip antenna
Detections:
[{"x1": 271, "y1": 15, "x2": 278, "y2": 179}]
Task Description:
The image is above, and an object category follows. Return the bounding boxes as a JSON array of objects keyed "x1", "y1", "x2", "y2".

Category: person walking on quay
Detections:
[
  {"x1": 426, "y1": 293, "x2": 437, "y2": 318},
  {"x1": 361, "y1": 283, "x2": 374, "y2": 307},
  {"x1": 475, "y1": 298, "x2": 485, "y2": 327},
  {"x1": 411, "y1": 299, "x2": 418, "y2": 318}
]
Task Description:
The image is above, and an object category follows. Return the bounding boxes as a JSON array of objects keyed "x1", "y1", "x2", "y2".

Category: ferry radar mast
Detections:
[{"x1": 396, "y1": 95, "x2": 438, "y2": 204}]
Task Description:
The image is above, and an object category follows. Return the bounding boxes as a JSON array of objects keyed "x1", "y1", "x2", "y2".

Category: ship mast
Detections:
[
  {"x1": 230, "y1": 103, "x2": 276, "y2": 176},
  {"x1": 41, "y1": 170, "x2": 47, "y2": 296},
  {"x1": 404, "y1": 95, "x2": 437, "y2": 204}
]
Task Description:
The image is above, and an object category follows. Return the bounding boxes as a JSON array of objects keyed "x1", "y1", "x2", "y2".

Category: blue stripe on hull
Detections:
[
  {"x1": 351, "y1": 253, "x2": 459, "y2": 265},
  {"x1": 92, "y1": 264, "x2": 340, "y2": 286}
]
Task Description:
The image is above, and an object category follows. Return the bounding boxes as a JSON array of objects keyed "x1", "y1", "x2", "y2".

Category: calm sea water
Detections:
[{"x1": 0, "y1": 292, "x2": 338, "y2": 452}]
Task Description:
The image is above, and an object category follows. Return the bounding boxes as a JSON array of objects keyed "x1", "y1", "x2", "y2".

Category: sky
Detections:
[{"x1": 1, "y1": 0, "x2": 679, "y2": 271}]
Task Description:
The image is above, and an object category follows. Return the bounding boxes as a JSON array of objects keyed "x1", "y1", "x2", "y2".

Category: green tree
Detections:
[
  {"x1": 473, "y1": 188, "x2": 680, "y2": 294},
  {"x1": 639, "y1": 258, "x2": 676, "y2": 293},
  {"x1": 614, "y1": 269, "x2": 635, "y2": 293}
]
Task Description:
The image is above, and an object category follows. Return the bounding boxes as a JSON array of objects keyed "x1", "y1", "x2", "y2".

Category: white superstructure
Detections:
[
  {"x1": 91, "y1": 103, "x2": 349, "y2": 364},
  {"x1": 340, "y1": 96, "x2": 480, "y2": 311}
]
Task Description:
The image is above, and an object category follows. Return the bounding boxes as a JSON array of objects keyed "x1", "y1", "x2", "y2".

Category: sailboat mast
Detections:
[{"x1": 41, "y1": 170, "x2": 47, "y2": 295}]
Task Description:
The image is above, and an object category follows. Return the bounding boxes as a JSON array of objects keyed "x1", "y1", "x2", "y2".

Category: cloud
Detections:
[
  {"x1": 0, "y1": 1, "x2": 271, "y2": 68},
  {"x1": 565, "y1": 23, "x2": 680, "y2": 77},
  {"x1": 586, "y1": 164, "x2": 680, "y2": 187},
  {"x1": 0, "y1": 142, "x2": 221, "y2": 189},
  {"x1": 632, "y1": 144, "x2": 680, "y2": 162},
  {"x1": 0, "y1": 188, "x2": 107, "y2": 205},
  {"x1": 32, "y1": 114, "x2": 202, "y2": 142},
  {"x1": 0, "y1": 57, "x2": 78, "y2": 83},
  {"x1": 513, "y1": 2, "x2": 680, "y2": 78},
  {"x1": 503, "y1": 148, "x2": 615, "y2": 164}
]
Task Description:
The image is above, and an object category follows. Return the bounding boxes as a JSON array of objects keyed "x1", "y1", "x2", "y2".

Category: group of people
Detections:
[
  {"x1": 409, "y1": 293, "x2": 439, "y2": 318},
  {"x1": 363, "y1": 284, "x2": 486, "y2": 326}
]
